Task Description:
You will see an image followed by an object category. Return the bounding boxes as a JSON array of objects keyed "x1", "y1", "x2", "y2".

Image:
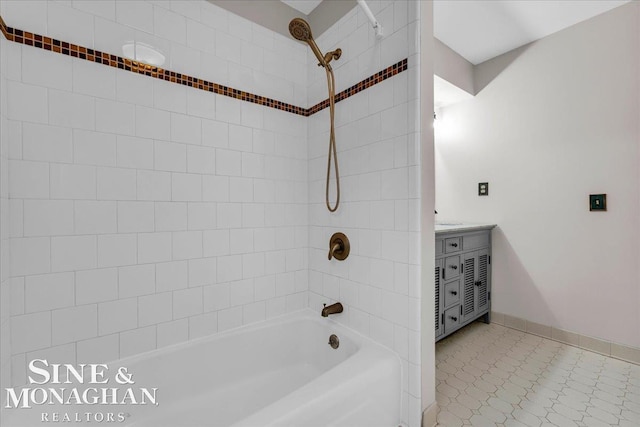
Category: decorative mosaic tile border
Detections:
[
  {"x1": 308, "y1": 59, "x2": 408, "y2": 115},
  {"x1": 0, "y1": 15, "x2": 407, "y2": 117}
]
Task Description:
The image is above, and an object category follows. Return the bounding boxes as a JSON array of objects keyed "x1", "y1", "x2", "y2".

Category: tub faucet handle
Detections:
[
  {"x1": 328, "y1": 232, "x2": 350, "y2": 261},
  {"x1": 328, "y1": 242, "x2": 341, "y2": 260}
]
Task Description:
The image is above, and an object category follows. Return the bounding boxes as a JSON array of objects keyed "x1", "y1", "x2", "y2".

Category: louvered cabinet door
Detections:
[
  {"x1": 476, "y1": 248, "x2": 490, "y2": 314},
  {"x1": 435, "y1": 259, "x2": 443, "y2": 338},
  {"x1": 461, "y1": 251, "x2": 477, "y2": 323}
]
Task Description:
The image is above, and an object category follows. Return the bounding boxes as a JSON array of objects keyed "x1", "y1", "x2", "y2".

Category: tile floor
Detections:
[{"x1": 436, "y1": 321, "x2": 640, "y2": 427}]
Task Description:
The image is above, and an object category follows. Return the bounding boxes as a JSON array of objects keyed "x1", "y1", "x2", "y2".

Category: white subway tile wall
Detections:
[
  {"x1": 0, "y1": 35, "x2": 11, "y2": 390},
  {"x1": 1, "y1": 0, "x2": 308, "y2": 389},
  {"x1": 306, "y1": 2, "x2": 421, "y2": 426},
  {"x1": 0, "y1": 1, "x2": 424, "y2": 426}
]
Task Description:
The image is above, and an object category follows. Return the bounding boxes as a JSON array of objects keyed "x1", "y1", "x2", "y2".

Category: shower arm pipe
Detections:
[{"x1": 356, "y1": 0, "x2": 383, "y2": 39}]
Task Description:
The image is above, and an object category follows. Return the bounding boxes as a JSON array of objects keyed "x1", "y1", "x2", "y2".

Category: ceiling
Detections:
[
  {"x1": 281, "y1": 0, "x2": 323, "y2": 15},
  {"x1": 434, "y1": 0, "x2": 631, "y2": 65},
  {"x1": 280, "y1": 0, "x2": 631, "y2": 65}
]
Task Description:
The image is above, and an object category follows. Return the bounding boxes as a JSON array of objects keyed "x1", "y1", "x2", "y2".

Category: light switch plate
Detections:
[
  {"x1": 478, "y1": 182, "x2": 489, "y2": 196},
  {"x1": 589, "y1": 194, "x2": 606, "y2": 211}
]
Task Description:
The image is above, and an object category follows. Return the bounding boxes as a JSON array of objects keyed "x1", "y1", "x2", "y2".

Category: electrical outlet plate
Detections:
[
  {"x1": 478, "y1": 182, "x2": 489, "y2": 196},
  {"x1": 589, "y1": 194, "x2": 606, "y2": 211}
]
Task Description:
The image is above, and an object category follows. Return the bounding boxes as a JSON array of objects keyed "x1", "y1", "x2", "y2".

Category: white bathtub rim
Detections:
[
  {"x1": 106, "y1": 308, "x2": 401, "y2": 373},
  {"x1": 10, "y1": 308, "x2": 399, "y2": 388},
  {"x1": 2, "y1": 308, "x2": 404, "y2": 427},
  {"x1": 231, "y1": 343, "x2": 402, "y2": 427}
]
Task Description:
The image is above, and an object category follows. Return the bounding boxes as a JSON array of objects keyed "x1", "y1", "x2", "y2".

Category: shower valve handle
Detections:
[
  {"x1": 328, "y1": 232, "x2": 350, "y2": 261},
  {"x1": 328, "y1": 242, "x2": 342, "y2": 260}
]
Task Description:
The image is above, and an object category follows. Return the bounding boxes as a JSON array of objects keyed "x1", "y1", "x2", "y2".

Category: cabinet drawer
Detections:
[
  {"x1": 444, "y1": 280, "x2": 460, "y2": 307},
  {"x1": 444, "y1": 237, "x2": 462, "y2": 253},
  {"x1": 463, "y1": 233, "x2": 489, "y2": 251},
  {"x1": 443, "y1": 255, "x2": 461, "y2": 280},
  {"x1": 444, "y1": 306, "x2": 460, "y2": 332},
  {"x1": 435, "y1": 239, "x2": 443, "y2": 257}
]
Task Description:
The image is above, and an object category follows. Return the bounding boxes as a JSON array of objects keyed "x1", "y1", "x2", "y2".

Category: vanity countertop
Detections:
[{"x1": 435, "y1": 222, "x2": 497, "y2": 234}]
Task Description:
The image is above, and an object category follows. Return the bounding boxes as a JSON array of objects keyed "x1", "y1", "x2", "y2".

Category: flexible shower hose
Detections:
[{"x1": 325, "y1": 65, "x2": 340, "y2": 212}]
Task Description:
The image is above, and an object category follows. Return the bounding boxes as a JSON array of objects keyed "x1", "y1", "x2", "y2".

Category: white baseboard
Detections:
[
  {"x1": 421, "y1": 401, "x2": 438, "y2": 427},
  {"x1": 491, "y1": 311, "x2": 640, "y2": 366}
]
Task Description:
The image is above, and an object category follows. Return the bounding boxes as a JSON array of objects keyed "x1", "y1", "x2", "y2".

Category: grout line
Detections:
[{"x1": 0, "y1": 14, "x2": 407, "y2": 118}]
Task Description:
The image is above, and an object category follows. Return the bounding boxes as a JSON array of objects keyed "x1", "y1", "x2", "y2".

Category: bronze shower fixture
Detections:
[
  {"x1": 289, "y1": 18, "x2": 342, "y2": 213},
  {"x1": 328, "y1": 232, "x2": 350, "y2": 261}
]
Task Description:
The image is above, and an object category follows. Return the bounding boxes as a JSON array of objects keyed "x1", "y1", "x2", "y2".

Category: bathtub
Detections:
[{"x1": 2, "y1": 309, "x2": 402, "y2": 427}]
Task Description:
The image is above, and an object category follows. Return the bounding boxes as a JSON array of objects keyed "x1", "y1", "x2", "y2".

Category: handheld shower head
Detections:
[
  {"x1": 289, "y1": 18, "x2": 327, "y2": 67},
  {"x1": 289, "y1": 18, "x2": 313, "y2": 42},
  {"x1": 288, "y1": 18, "x2": 343, "y2": 212}
]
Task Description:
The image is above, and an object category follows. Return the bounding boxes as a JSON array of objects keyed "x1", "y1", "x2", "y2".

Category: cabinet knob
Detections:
[
  {"x1": 449, "y1": 316, "x2": 458, "y2": 321},
  {"x1": 475, "y1": 280, "x2": 482, "y2": 286},
  {"x1": 451, "y1": 243, "x2": 458, "y2": 247},
  {"x1": 450, "y1": 291, "x2": 457, "y2": 295},
  {"x1": 450, "y1": 265, "x2": 458, "y2": 270}
]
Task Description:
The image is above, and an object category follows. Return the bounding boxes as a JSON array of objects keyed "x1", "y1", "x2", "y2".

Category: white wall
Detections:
[
  {"x1": 1, "y1": 0, "x2": 309, "y2": 385},
  {"x1": 434, "y1": 38, "x2": 473, "y2": 96},
  {"x1": 1, "y1": 2, "x2": 433, "y2": 425},
  {"x1": 0, "y1": 36, "x2": 13, "y2": 395},
  {"x1": 637, "y1": 0, "x2": 640, "y2": 342},
  {"x1": 306, "y1": 2, "x2": 423, "y2": 425},
  {"x1": 435, "y1": 2, "x2": 640, "y2": 348},
  {"x1": 419, "y1": 1, "x2": 437, "y2": 420}
]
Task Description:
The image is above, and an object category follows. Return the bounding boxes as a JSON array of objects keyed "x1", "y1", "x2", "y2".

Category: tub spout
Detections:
[{"x1": 321, "y1": 302, "x2": 343, "y2": 317}]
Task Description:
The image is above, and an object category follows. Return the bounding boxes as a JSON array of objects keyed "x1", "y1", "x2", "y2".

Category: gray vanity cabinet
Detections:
[
  {"x1": 435, "y1": 259, "x2": 443, "y2": 338},
  {"x1": 435, "y1": 225, "x2": 495, "y2": 342},
  {"x1": 461, "y1": 248, "x2": 490, "y2": 324}
]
